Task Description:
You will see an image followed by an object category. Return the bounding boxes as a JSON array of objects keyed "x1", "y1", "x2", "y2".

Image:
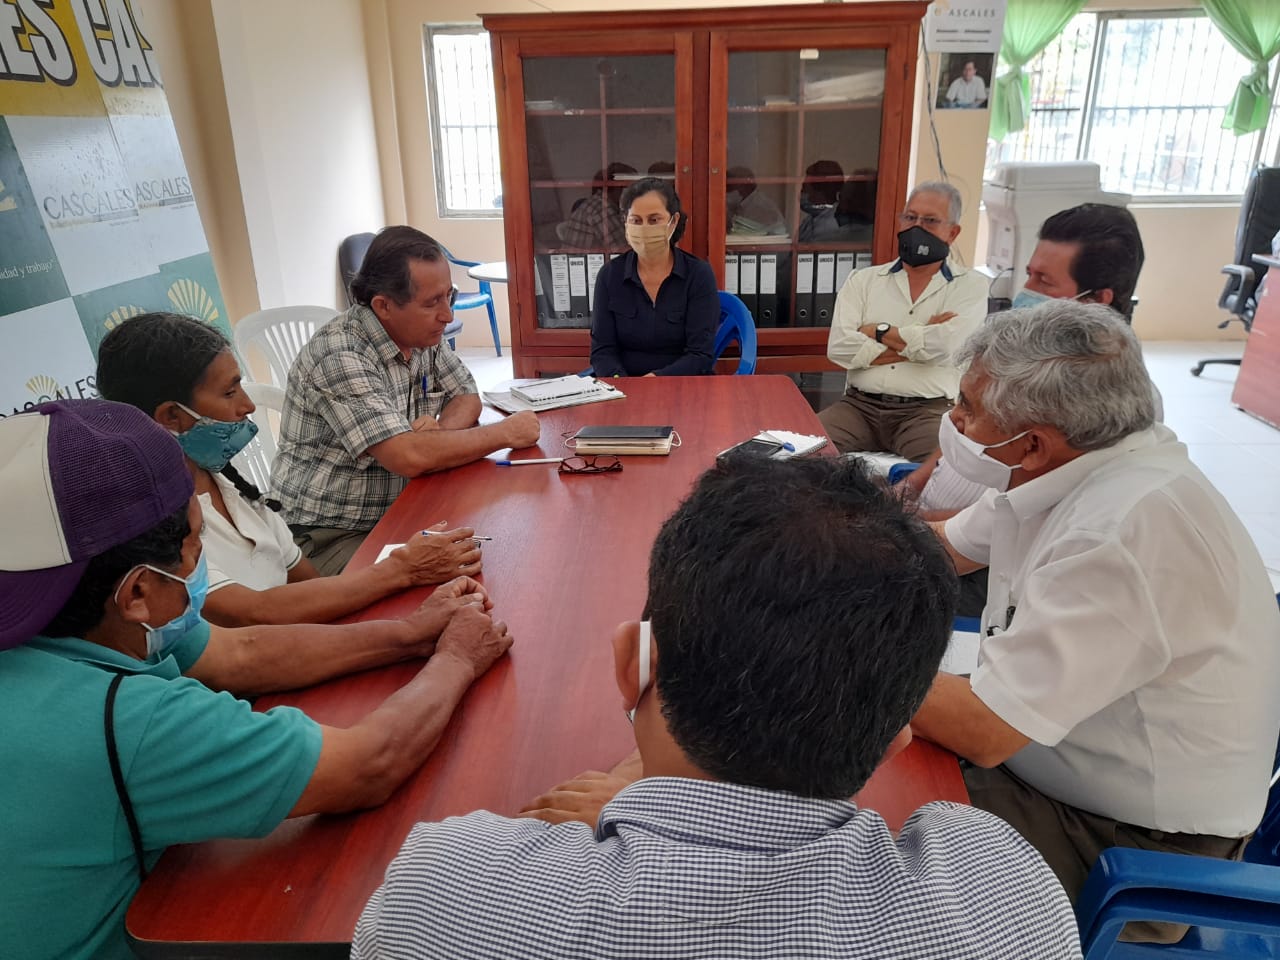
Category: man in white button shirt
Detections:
[
  {"x1": 818, "y1": 181, "x2": 988, "y2": 461},
  {"x1": 944, "y1": 60, "x2": 987, "y2": 108},
  {"x1": 912, "y1": 300, "x2": 1280, "y2": 943}
]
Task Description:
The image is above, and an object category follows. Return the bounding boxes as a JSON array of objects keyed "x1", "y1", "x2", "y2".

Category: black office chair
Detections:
[{"x1": 1192, "y1": 166, "x2": 1280, "y2": 377}]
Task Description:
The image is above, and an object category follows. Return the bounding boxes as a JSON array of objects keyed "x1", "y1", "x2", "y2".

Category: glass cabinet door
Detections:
[
  {"x1": 522, "y1": 53, "x2": 679, "y2": 329},
  {"x1": 719, "y1": 45, "x2": 887, "y2": 330}
]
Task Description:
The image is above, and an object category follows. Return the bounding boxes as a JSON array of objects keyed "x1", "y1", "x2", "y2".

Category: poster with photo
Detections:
[{"x1": 936, "y1": 53, "x2": 995, "y2": 111}]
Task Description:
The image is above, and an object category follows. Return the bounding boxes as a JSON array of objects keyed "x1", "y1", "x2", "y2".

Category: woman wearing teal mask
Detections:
[{"x1": 97, "y1": 313, "x2": 481, "y2": 627}]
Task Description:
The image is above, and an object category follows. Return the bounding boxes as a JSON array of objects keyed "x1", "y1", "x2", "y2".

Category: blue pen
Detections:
[{"x1": 421, "y1": 374, "x2": 429, "y2": 397}]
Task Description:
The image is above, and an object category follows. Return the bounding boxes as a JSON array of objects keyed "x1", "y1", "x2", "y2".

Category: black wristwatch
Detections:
[{"x1": 874, "y1": 323, "x2": 891, "y2": 343}]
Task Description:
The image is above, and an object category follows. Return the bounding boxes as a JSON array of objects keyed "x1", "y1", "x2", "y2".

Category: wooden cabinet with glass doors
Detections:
[{"x1": 483, "y1": 3, "x2": 926, "y2": 379}]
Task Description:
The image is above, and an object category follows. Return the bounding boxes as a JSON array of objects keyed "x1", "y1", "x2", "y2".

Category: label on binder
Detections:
[{"x1": 550, "y1": 255, "x2": 571, "y2": 313}]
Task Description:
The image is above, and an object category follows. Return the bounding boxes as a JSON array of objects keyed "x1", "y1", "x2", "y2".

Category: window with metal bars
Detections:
[
  {"x1": 985, "y1": 10, "x2": 1280, "y2": 200},
  {"x1": 424, "y1": 25, "x2": 502, "y2": 217}
]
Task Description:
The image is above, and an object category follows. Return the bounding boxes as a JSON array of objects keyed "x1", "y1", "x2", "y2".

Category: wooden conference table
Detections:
[{"x1": 127, "y1": 375, "x2": 967, "y2": 957}]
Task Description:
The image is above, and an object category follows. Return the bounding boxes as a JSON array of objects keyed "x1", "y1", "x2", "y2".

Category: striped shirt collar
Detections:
[
  {"x1": 598, "y1": 776, "x2": 860, "y2": 853},
  {"x1": 352, "y1": 302, "x2": 411, "y2": 365}
]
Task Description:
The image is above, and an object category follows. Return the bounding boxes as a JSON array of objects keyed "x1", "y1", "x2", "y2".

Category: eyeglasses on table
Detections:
[{"x1": 559, "y1": 455, "x2": 623, "y2": 475}]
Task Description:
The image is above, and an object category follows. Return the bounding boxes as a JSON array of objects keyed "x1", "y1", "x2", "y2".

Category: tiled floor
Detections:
[{"x1": 456, "y1": 340, "x2": 1280, "y2": 588}]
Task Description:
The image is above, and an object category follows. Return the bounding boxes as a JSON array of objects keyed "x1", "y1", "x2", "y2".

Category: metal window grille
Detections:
[
  {"x1": 425, "y1": 26, "x2": 502, "y2": 217},
  {"x1": 986, "y1": 11, "x2": 1280, "y2": 200}
]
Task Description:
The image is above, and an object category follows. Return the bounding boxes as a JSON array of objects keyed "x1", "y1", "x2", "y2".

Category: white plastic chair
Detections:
[
  {"x1": 232, "y1": 381, "x2": 286, "y2": 492},
  {"x1": 233, "y1": 305, "x2": 338, "y2": 387}
]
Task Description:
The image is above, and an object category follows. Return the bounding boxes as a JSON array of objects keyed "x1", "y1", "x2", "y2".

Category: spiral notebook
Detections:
[{"x1": 484, "y1": 376, "x2": 625, "y2": 414}]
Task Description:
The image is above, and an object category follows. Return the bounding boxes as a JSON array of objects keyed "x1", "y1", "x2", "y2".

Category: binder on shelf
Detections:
[
  {"x1": 835, "y1": 252, "x2": 855, "y2": 295},
  {"x1": 724, "y1": 254, "x2": 740, "y2": 295},
  {"x1": 855, "y1": 252, "x2": 873, "y2": 270},
  {"x1": 534, "y1": 255, "x2": 550, "y2": 326},
  {"x1": 795, "y1": 252, "x2": 815, "y2": 326},
  {"x1": 544, "y1": 254, "x2": 573, "y2": 328},
  {"x1": 758, "y1": 253, "x2": 779, "y2": 326},
  {"x1": 568, "y1": 255, "x2": 590, "y2": 322},
  {"x1": 814, "y1": 252, "x2": 837, "y2": 325},
  {"x1": 586, "y1": 253, "x2": 605, "y2": 311},
  {"x1": 739, "y1": 253, "x2": 759, "y2": 320}
]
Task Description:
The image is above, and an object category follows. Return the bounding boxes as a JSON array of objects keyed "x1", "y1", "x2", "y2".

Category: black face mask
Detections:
[{"x1": 897, "y1": 225, "x2": 949, "y2": 267}]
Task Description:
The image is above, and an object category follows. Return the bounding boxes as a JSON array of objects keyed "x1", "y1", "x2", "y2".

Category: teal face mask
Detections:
[{"x1": 172, "y1": 402, "x2": 258, "y2": 472}]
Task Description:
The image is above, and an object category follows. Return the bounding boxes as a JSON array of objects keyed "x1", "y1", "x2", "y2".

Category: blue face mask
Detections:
[
  {"x1": 1011, "y1": 288, "x2": 1053, "y2": 310},
  {"x1": 1011, "y1": 287, "x2": 1095, "y2": 310},
  {"x1": 173, "y1": 402, "x2": 257, "y2": 472},
  {"x1": 114, "y1": 552, "x2": 210, "y2": 658}
]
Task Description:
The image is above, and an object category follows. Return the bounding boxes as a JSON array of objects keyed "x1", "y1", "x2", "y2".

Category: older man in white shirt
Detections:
[
  {"x1": 914, "y1": 301, "x2": 1280, "y2": 943},
  {"x1": 818, "y1": 182, "x2": 988, "y2": 461}
]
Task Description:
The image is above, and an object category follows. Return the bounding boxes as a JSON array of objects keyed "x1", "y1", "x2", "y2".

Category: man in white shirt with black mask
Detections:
[{"x1": 913, "y1": 300, "x2": 1280, "y2": 944}]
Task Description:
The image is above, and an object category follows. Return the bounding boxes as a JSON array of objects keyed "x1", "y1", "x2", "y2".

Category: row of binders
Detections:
[
  {"x1": 725, "y1": 250, "x2": 872, "y2": 327},
  {"x1": 534, "y1": 253, "x2": 621, "y2": 329},
  {"x1": 532, "y1": 249, "x2": 874, "y2": 330}
]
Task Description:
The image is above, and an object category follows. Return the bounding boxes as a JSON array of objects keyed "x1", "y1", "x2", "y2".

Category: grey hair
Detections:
[
  {"x1": 908, "y1": 181, "x2": 962, "y2": 224},
  {"x1": 959, "y1": 300, "x2": 1155, "y2": 451}
]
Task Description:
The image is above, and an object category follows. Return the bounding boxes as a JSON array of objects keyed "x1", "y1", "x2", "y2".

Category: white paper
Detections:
[
  {"x1": 940, "y1": 629, "x2": 981, "y2": 676},
  {"x1": 376, "y1": 544, "x2": 401, "y2": 563}
]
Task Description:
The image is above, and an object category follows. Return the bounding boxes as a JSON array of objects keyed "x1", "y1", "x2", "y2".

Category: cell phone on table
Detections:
[{"x1": 716, "y1": 437, "x2": 785, "y2": 462}]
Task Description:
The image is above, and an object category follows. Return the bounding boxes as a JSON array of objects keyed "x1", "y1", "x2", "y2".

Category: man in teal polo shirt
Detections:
[{"x1": 0, "y1": 400, "x2": 513, "y2": 960}]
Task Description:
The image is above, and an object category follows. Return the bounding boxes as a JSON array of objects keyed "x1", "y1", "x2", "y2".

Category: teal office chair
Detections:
[
  {"x1": 338, "y1": 232, "x2": 465, "y2": 349},
  {"x1": 715, "y1": 291, "x2": 758, "y2": 375},
  {"x1": 439, "y1": 245, "x2": 502, "y2": 357},
  {"x1": 1075, "y1": 593, "x2": 1280, "y2": 958}
]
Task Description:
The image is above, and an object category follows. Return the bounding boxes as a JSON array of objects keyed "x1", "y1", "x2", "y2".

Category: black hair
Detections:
[
  {"x1": 645, "y1": 456, "x2": 957, "y2": 799},
  {"x1": 349, "y1": 225, "x2": 444, "y2": 307},
  {"x1": 1038, "y1": 204, "x2": 1144, "y2": 319},
  {"x1": 96, "y1": 312, "x2": 281, "y2": 511},
  {"x1": 42, "y1": 505, "x2": 190, "y2": 639},
  {"x1": 619, "y1": 177, "x2": 687, "y2": 248}
]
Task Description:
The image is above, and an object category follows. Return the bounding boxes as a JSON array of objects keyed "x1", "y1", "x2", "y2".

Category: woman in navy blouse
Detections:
[{"x1": 589, "y1": 178, "x2": 719, "y2": 377}]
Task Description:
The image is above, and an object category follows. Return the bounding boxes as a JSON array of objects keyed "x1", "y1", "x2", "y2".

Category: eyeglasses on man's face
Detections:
[
  {"x1": 898, "y1": 213, "x2": 947, "y2": 229},
  {"x1": 559, "y1": 455, "x2": 623, "y2": 475}
]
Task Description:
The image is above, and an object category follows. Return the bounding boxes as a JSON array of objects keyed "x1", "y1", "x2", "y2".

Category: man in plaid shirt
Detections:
[
  {"x1": 353, "y1": 457, "x2": 1081, "y2": 960},
  {"x1": 273, "y1": 227, "x2": 539, "y2": 574}
]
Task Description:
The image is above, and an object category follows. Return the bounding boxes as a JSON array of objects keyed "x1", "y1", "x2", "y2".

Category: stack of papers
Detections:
[
  {"x1": 759, "y1": 430, "x2": 828, "y2": 458},
  {"x1": 483, "y1": 376, "x2": 625, "y2": 415}
]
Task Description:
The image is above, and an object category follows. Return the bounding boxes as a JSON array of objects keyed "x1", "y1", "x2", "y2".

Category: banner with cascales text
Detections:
[{"x1": 0, "y1": 0, "x2": 231, "y2": 418}]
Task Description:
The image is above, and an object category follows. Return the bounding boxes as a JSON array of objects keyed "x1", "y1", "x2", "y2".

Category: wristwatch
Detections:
[{"x1": 874, "y1": 323, "x2": 891, "y2": 343}]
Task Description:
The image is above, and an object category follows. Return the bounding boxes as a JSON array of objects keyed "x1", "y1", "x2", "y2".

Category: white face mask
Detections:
[
  {"x1": 937, "y1": 414, "x2": 1030, "y2": 492},
  {"x1": 626, "y1": 620, "x2": 653, "y2": 724}
]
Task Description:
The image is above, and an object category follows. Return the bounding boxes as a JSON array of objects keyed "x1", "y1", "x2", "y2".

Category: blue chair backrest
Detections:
[
  {"x1": 714, "y1": 291, "x2": 757, "y2": 375},
  {"x1": 1245, "y1": 592, "x2": 1280, "y2": 864}
]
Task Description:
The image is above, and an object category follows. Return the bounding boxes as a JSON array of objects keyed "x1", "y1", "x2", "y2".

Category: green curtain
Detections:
[
  {"x1": 1201, "y1": 0, "x2": 1280, "y2": 135},
  {"x1": 989, "y1": 0, "x2": 1088, "y2": 142}
]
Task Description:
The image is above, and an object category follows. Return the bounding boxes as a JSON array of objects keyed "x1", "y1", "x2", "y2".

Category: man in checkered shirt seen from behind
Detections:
[{"x1": 352, "y1": 456, "x2": 1082, "y2": 960}]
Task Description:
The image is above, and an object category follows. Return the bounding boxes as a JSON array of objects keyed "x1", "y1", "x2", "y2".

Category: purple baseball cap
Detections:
[{"x1": 0, "y1": 399, "x2": 194, "y2": 650}]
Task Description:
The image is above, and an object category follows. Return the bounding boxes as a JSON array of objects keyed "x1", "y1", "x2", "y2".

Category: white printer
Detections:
[{"x1": 982, "y1": 162, "x2": 1131, "y2": 301}]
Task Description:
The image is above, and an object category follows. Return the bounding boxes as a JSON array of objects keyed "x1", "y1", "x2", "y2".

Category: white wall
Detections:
[{"x1": 209, "y1": 0, "x2": 385, "y2": 311}]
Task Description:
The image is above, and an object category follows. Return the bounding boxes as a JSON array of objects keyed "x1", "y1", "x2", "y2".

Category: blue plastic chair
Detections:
[
  {"x1": 1076, "y1": 594, "x2": 1280, "y2": 958},
  {"x1": 714, "y1": 291, "x2": 758, "y2": 375},
  {"x1": 439, "y1": 245, "x2": 502, "y2": 357}
]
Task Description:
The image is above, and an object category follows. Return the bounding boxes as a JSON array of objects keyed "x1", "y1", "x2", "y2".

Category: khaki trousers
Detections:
[
  {"x1": 290, "y1": 525, "x2": 369, "y2": 576},
  {"x1": 965, "y1": 763, "x2": 1248, "y2": 944},
  {"x1": 818, "y1": 388, "x2": 951, "y2": 462}
]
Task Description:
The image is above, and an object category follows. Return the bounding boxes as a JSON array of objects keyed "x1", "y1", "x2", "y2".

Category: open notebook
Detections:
[
  {"x1": 757, "y1": 430, "x2": 828, "y2": 458},
  {"x1": 483, "y1": 376, "x2": 625, "y2": 414}
]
